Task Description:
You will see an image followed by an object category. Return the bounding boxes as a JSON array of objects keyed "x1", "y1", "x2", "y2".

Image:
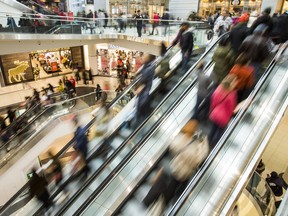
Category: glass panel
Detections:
[
  {"x1": 247, "y1": 172, "x2": 277, "y2": 216},
  {"x1": 0, "y1": 12, "x2": 211, "y2": 45}
]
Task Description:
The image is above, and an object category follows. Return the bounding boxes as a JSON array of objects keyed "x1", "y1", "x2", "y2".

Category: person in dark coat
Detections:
[
  {"x1": 134, "y1": 54, "x2": 156, "y2": 126},
  {"x1": 171, "y1": 22, "x2": 194, "y2": 71},
  {"x1": 239, "y1": 24, "x2": 270, "y2": 84},
  {"x1": 250, "y1": 7, "x2": 273, "y2": 34},
  {"x1": 278, "y1": 12, "x2": 288, "y2": 43},
  {"x1": 230, "y1": 13, "x2": 250, "y2": 55},
  {"x1": 73, "y1": 116, "x2": 90, "y2": 177},
  {"x1": 29, "y1": 168, "x2": 52, "y2": 211},
  {"x1": 7, "y1": 107, "x2": 16, "y2": 124},
  {"x1": 134, "y1": 10, "x2": 143, "y2": 37}
]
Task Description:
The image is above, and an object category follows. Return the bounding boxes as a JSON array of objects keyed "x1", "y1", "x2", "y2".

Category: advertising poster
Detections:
[{"x1": 0, "y1": 53, "x2": 34, "y2": 85}]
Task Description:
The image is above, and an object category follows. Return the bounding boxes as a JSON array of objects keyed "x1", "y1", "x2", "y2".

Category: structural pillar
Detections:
[{"x1": 83, "y1": 44, "x2": 98, "y2": 75}]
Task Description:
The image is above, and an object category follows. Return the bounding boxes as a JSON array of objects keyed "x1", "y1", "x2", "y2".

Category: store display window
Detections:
[{"x1": 96, "y1": 46, "x2": 143, "y2": 79}]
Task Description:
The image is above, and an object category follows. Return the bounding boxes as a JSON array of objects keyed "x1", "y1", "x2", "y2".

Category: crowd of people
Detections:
[{"x1": 7, "y1": 6, "x2": 287, "y2": 215}]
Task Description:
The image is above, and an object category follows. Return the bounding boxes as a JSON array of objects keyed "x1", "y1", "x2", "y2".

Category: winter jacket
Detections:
[
  {"x1": 212, "y1": 44, "x2": 235, "y2": 83},
  {"x1": 250, "y1": 14, "x2": 273, "y2": 34},
  {"x1": 230, "y1": 22, "x2": 249, "y2": 54},
  {"x1": 240, "y1": 34, "x2": 270, "y2": 63},
  {"x1": 209, "y1": 85, "x2": 237, "y2": 128}
]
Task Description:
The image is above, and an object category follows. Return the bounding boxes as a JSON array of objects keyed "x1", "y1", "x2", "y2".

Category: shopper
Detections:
[
  {"x1": 213, "y1": 10, "x2": 233, "y2": 36},
  {"x1": 208, "y1": 74, "x2": 238, "y2": 149},
  {"x1": 171, "y1": 22, "x2": 194, "y2": 71},
  {"x1": 135, "y1": 10, "x2": 144, "y2": 37},
  {"x1": 29, "y1": 168, "x2": 52, "y2": 212},
  {"x1": 229, "y1": 53, "x2": 254, "y2": 102},
  {"x1": 212, "y1": 35, "x2": 235, "y2": 84}
]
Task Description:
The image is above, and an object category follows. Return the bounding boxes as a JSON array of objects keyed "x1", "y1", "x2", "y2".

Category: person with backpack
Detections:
[{"x1": 171, "y1": 22, "x2": 194, "y2": 71}]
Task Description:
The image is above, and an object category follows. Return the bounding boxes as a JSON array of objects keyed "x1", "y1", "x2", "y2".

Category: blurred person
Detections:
[
  {"x1": 213, "y1": 10, "x2": 233, "y2": 36},
  {"x1": 250, "y1": 7, "x2": 273, "y2": 34},
  {"x1": 155, "y1": 42, "x2": 171, "y2": 93},
  {"x1": 0, "y1": 116, "x2": 7, "y2": 130},
  {"x1": 7, "y1": 107, "x2": 16, "y2": 124},
  {"x1": 91, "y1": 100, "x2": 112, "y2": 158},
  {"x1": 161, "y1": 9, "x2": 170, "y2": 36},
  {"x1": 64, "y1": 76, "x2": 74, "y2": 98},
  {"x1": 150, "y1": 12, "x2": 160, "y2": 35},
  {"x1": 47, "y1": 151, "x2": 68, "y2": 200},
  {"x1": 132, "y1": 53, "x2": 156, "y2": 126},
  {"x1": 29, "y1": 168, "x2": 53, "y2": 213},
  {"x1": 229, "y1": 53, "x2": 254, "y2": 102},
  {"x1": 95, "y1": 84, "x2": 102, "y2": 101},
  {"x1": 6, "y1": 15, "x2": 17, "y2": 28},
  {"x1": 135, "y1": 10, "x2": 144, "y2": 37},
  {"x1": 212, "y1": 35, "x2": 235, "y2": 84},
  {"x1": 266, "y1": 171, "x2": 284, "y2": 197},
  {"x1": 143, "y1": 122, "x2": 209, "y2": 212},
  {"x1": 40, "y1": 92, "x2": 49, "y2": 106},
  {"x1": 138, "y1": 54, "x2": 156, "y2": 96},
  {"x1": 271, "y1": 11, "x2": 288, "y2": 44},
  {"x1": 33, "y1": 88, "x2": 40, "y2": 102},
  {"x1": 69, "y1": 76, "x2": 76, "y2": 93},
  {"x1": 239, "y1": 24, "x2": 271, "y2": 84},
  {"x1": 98, "y1": 9, "x2": 105, "y2": 34},
  {"x1": 192, "y1": 61, "x2": 215, "y2": 121},
  {"x1": 208, "y1": 74, "x2": 238, "y2": 149},
  {"x1": 58, "y1": 79, "x2": 64, "y2": 92},
  {"x1": 171, "y1": 22, "x2": 194, "y2": 71},
  {"x1": 72, "y1": 116, "x2": 90, "y2": 177},
  {"x1": 230, "y1": 13, "x2": 250, "y2": 55},
  {"x1": 48, "y1": 83, "x2": 54, "y2": 93}
]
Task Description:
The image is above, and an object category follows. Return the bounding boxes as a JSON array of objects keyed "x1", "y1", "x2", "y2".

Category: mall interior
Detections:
[{"x1": 0, "y1": 0, "x2": 287, "y2": 215}]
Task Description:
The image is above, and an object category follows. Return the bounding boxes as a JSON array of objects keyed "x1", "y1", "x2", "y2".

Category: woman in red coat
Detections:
[{"x1": 208, "y1": 74, "x2": 238, "y2": 149}]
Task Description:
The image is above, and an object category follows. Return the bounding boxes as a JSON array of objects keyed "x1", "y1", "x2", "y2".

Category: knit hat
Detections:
[{"x1": 238, "y1": 13, "x2": 249, "y2": 23}]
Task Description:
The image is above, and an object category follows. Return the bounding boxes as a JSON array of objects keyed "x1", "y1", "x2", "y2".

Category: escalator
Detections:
[
  {"x1": 166, "y1": 43, "x2": 288, "y2": 216},
  {"x1": 66, "y1": 42, "x2": 281, "y2": 216},
  {"x1": 0, "y1": 31, "x2": 213, "y2": 216},
  {"x1": 36, "y1": 35, "x2": 227, "y2": 216},
  {"x1": 0, "y1": 43, "x2": 183, "y2": 215},
  {"x1": 0, "y1": 91, "x2": 96, "y2": 170}
]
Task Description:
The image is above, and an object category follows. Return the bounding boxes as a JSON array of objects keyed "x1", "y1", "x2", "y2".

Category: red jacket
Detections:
[{"x1": 209, "y1": 85, "x2": 237, "y2": 128}]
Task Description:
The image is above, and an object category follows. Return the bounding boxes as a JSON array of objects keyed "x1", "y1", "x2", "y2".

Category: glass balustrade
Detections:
[{"x1": 0, "y1": 12, "x2": 212, "y2": 45}]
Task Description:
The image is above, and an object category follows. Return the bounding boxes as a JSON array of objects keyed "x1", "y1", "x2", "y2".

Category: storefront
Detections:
[
  {"x1": 198, "y1": 0, "x2": 263, "y2": 17},
  {"x1": 109, "y1": 0, "x2": 168, "y2": 18},
  {"x1": 0, "y1": 46, "x2": 83, "y2": 86},
  {"x1": 96, "y1": 44, "x2": 143, "y2": 78}
]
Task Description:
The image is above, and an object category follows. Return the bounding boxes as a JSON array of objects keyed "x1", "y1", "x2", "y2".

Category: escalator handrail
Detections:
[
  {"x1": 0, "y1": 43, "x2": 176, "y2": 214},
  {"x1": 0, "y1": 91, "x2": 92, "y2": 155},
  {"x1": 167, "y1": 42, "x2": 288, "y2": 216},
  {"x1": 64, "y1": 34, "x2": 228, "y2": 216}
]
